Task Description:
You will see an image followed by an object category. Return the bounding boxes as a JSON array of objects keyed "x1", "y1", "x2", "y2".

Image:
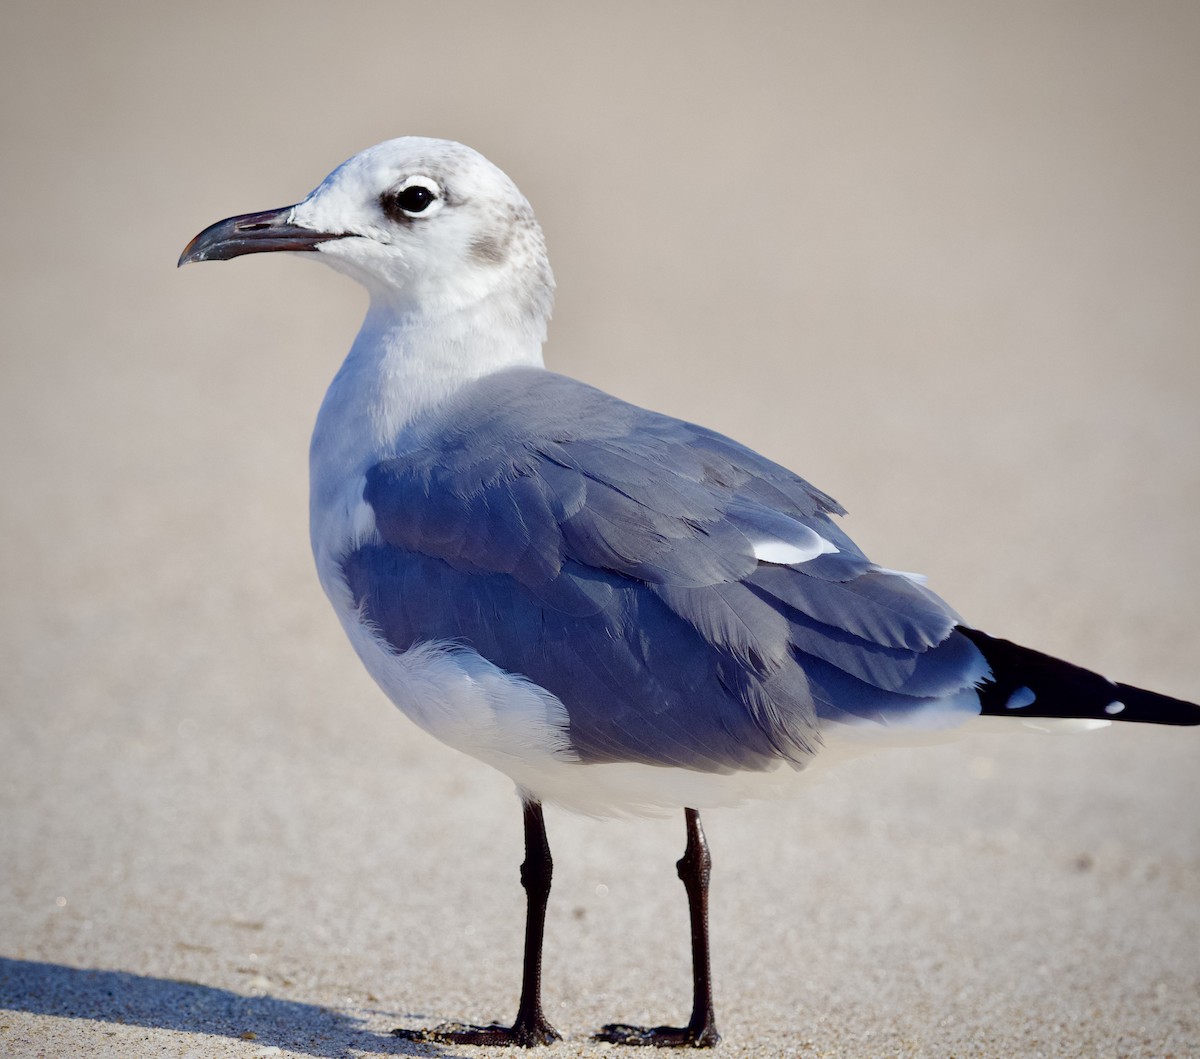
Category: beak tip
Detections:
[{"x1": 178, "y1": 231, "x2": 215, "y2": 268}]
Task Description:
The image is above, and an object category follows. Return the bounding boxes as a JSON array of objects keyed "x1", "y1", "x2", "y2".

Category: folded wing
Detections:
[{"x1": 342, "y1": 367, "x2": 989, "y2": 773}]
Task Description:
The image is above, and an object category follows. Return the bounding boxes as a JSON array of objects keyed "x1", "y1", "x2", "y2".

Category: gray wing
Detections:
[{"x1": 342, "y1": 367, "x2": 985, "y2": 773}]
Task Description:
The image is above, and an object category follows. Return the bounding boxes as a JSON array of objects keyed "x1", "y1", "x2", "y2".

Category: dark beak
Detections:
[{"x1": 178, "y1": 205, "x2": 348, "y2": 266}]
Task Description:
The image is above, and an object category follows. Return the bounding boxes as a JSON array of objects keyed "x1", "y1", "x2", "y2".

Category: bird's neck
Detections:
[{"x1": 311, "y1": 290, "x2": 547, "y2": 485}]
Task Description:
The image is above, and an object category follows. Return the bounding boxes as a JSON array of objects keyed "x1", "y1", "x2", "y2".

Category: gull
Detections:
[{"x1": 180, "y1": 137, "x2": 1198, "y2": 1048}]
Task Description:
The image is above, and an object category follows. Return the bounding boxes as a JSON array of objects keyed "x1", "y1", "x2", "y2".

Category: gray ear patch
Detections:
[{"x1": 470, "y1": 231, "x2": 510, "y2": 264}]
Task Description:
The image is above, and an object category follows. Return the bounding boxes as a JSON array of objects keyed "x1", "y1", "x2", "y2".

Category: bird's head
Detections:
[{"x1": 179, "y1": 137, "x2": 554, "y2": 329}]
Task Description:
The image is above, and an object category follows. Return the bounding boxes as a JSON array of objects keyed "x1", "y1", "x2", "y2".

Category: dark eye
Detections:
[
  {"x1": 397, "y1": 185, "x2": 434, "y2": 211},
  {"x1": 384, "y1": 182, "x2": 439, "y2": 220}
]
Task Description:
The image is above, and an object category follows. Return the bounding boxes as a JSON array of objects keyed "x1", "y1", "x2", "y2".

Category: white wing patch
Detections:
[
  {"x1": 349, "y1": 475, "x2": 377, "y2": 548},
  {"x1": 751, "y1": 531, "x2": 838, "y2": 566},
  {"x1": 872, "y1": 565, "x2": 930, "y2": 586}
]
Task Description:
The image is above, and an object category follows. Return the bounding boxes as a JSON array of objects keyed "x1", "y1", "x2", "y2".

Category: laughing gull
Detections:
[{"x1": 180, "y1": 137, "x2": 1198, "y2": 1048}]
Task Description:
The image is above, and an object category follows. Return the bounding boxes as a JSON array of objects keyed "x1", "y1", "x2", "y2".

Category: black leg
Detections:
[
  {"x1": 512, "y1": 799, "x2": 560, "y2": 1042},
  {"x1": 393, "y1": 799, "x2": 561, "y2": 1047},
  {"x1": 679, "y1": 808, "x2": 719, "y2": 1045},
  {"x1": 593, "y1": 807, "x2": 720, "y2": 1048}
]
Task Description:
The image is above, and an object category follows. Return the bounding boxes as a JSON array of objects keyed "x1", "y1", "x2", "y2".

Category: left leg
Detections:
[
  {"x1": 393, "y1": 799, "x2": 561, "y2": 1047},
  {"x1": 594, "y1": 807, "x2": 720, "y2": 1048}
]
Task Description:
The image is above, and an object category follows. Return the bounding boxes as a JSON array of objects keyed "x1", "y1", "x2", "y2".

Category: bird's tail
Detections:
[{"x1": 957, "y1": 626, "x2": 1199, "y2": 726}]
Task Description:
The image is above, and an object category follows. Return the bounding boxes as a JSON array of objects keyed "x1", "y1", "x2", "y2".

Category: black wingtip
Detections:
[{"x1": 957, "y1": 626, "x2": 1200, "y2": 727}]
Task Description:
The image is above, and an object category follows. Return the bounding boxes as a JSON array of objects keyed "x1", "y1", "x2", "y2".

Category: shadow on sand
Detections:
[{"x1": 0, "y1": 957, "x2": 462, "y2": 1056}]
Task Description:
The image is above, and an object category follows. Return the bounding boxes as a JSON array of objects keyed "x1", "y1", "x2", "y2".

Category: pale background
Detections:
[{"x1": 2, "y1": 3, "x2": 1198, "y2": 1057}]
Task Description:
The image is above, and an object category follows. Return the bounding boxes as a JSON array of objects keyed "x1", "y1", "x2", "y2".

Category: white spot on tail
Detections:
[
  {"x1": 1104, "y1": 700, "x2": 1126, "y2": 715},
  {"x1": 1005, "y1": 686, "x2": 1036, "y2": 710}
]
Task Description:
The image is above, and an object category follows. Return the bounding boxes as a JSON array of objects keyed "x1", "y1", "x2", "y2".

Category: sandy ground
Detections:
[{"x1": 2, "y1": 3, "x2": 1198, "y2": 1056}]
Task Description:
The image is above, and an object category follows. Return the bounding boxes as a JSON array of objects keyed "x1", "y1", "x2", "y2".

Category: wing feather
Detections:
[{"x1": 349, "y1": 367, "x2": 984, "y2": 770}]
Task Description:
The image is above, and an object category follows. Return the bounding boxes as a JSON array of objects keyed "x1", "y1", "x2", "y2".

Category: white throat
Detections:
[{"x1": 333, "y1": 291, "x2": 544, "y2": 442}]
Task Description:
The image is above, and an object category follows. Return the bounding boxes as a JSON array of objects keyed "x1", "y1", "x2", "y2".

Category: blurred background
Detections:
[{"x1": 2, "y1": 3, "x2": 1197, "y2": 1056}]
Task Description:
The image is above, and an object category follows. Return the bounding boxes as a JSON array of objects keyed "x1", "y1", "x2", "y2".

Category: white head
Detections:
[{"x1": 180, "y1": 137, "x2": 555, "y2": 335}]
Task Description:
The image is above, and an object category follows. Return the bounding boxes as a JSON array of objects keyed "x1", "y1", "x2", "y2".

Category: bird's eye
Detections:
[
  {"x1": 397, "y1": 185, "x2": 434, "y2": 212},
  {"x1": 383, "y1": 182, "x2": 440, "y2": 221}
]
